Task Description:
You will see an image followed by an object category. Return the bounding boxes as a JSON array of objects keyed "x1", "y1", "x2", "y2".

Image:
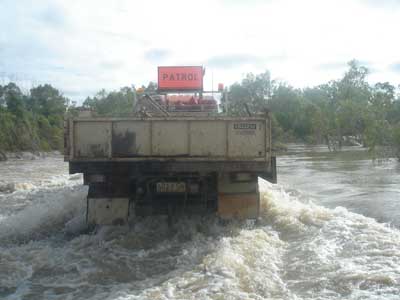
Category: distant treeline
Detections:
[
  {"x1": 222, "y1": 60, "x2": 400, "y2": 158},
  {"x1": 1, "y1": 60, "x2": 399, "y2": 159},
  {"x1": 0, "y1": 83, "x2": 67, "y2": 155}
]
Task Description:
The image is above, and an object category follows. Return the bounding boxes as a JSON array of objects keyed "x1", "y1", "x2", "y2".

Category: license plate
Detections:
[{"x1": 156, "y1": 182, "x2": 186, "y2": 193}]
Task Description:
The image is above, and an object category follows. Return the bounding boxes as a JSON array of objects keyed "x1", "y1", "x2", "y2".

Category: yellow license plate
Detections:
[{"x1": 156, "y1": 182, "x2": 186, "y2": 193}]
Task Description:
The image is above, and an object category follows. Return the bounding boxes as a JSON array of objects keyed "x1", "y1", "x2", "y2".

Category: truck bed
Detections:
[{"x1": 65, "y1": 116, "x2": 272, "y2": 163}]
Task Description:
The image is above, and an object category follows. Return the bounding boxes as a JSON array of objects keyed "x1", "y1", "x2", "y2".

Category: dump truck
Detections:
[{"x1": 64, "y1": 66, "x2": 276, "y2": 225}]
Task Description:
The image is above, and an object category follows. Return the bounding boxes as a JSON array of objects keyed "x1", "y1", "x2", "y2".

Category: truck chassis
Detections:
[{"x1": 65, "y1": 116, "x2": 276, "y2": 225}]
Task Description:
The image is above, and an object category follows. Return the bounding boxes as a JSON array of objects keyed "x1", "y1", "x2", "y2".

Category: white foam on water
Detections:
[
  {"x1": 0, "y1": 179, "x2": 86, "y2": 241},
  {"x1": 0, "y1": 182, "x2": 36, "y2": 193},
  {"x1": 121, "y1": 227, "x2": 290, "y2": 300},
  {"x1": 1, "y1": 177, "x2": 400, "y2": 299},
  {"x1": 257, "y1": 179, "x2": 400, "y2": 299},
  {"x1": 0, "y1": 173, "x2": 83, "y2": 194}
]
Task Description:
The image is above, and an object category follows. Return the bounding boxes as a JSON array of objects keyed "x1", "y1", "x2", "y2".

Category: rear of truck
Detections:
[{"x1": 64, "y1": 116, "x2": 276, "y2": 225}]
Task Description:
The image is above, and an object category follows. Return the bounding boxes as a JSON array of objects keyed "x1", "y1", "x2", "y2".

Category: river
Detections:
[{"x1": 0, "y1": 145, "x2": 399, "y2": 299}]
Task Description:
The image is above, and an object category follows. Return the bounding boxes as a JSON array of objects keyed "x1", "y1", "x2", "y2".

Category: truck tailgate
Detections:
[{"x1": 65, "y1": 117, "x2": 271, "y2": 162}]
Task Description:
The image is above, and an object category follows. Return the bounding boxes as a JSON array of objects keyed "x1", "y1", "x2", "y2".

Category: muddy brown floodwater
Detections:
[{"x1": 0, "y1": 145, "x2": 399, "y2": 299}]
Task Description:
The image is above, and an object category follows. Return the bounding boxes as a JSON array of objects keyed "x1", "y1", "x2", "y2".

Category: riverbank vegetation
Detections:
[
  {"x1": 223, "y1": 60, "x2": 400, "y2": 158},
  {"x1": 0, "y1": 83, "x2": 68, "y2": 156},
  {"x1": 1, "y1": 60, "x2": 399, "y2": 159}
]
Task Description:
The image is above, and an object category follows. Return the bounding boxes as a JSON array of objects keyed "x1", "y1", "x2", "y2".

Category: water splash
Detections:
[{"x1": 1, "y1": 176, "x2": 400, "y2": 299}]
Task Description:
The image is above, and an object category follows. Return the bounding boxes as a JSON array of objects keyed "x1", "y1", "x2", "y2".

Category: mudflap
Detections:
[
  {"x1": 217, "y1": 173, "x2": 260, "y2": 220},
  {"x1": 217, "y1": 193, "x2": 260, "y2": 219},
  {"x1": 87, "y1": 197, "x2": 129, "y2": 226}
]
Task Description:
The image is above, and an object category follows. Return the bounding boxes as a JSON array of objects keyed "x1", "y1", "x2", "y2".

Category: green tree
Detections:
[
  {"x1": 3, "y1": 83, "x2": 26, "y2": 119},
  {"x1": 28, "y1": 84, "x2": 67, "y2": 118},
  {"x1": 392, "y1": 123, "x2": 400, "y2": 160},
  {"x1": 225, "y1": 71, "x2": 273, "y2": 116},
  {"x1": 83, "y1": 86, "x2": 137, "y2": 116},
  {"x1": 0, "y1": 83, "x2": 69, "y2": 152}
]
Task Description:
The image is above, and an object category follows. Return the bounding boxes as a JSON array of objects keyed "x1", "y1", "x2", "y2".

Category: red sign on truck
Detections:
[{"x1": 158, "y1": 66, "x2": 203, "y2": 92}]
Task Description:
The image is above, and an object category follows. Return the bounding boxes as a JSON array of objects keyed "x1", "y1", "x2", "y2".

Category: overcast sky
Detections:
[{"x1": 1, "y1": 0, "x2": 399, "y2": 101}]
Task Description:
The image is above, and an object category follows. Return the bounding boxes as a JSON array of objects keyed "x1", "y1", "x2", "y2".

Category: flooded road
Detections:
[
  {"x1": 0, "y1": 145, "x2": 400, "y2": 299},
  {"x1": 279, "y1": 144, "x2": 400, "y2": 226}
]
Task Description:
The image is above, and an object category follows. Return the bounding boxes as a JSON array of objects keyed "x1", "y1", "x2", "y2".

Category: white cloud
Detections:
[{"x1": 0, "y1": 0, "x2": 399, "y2": 101}]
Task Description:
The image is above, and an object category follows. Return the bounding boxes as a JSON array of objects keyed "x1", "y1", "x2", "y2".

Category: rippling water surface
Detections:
[{"x1": 0, "y1": 146, "x2": 399, "y2": 300}]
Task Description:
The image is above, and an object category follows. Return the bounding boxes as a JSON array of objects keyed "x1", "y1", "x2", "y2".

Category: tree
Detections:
[
  {"x1": 225, "y1": 60, "x2": 399, "y2": 155},
  {"x1": 83, "y1": 86, "x2": 137, "y2": 116},
  {"x1": 28, "y1": 84, "x2": 67, "y2": 117},
  {"x1": 226, "y1": 71, "x2": 273, "y2": 116},
  {"x1": 3, "y1": 83, "x2": 26, "y2": 119},
  {"x1": 393, "y1": 123, "x2": 400, "y2": 160},
  {"x1": 0, "y1": 85, "x2": 5, "y2": 107},
  {"x1": 0, "y1": 83, "x2": 69, "y2": 152}
]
